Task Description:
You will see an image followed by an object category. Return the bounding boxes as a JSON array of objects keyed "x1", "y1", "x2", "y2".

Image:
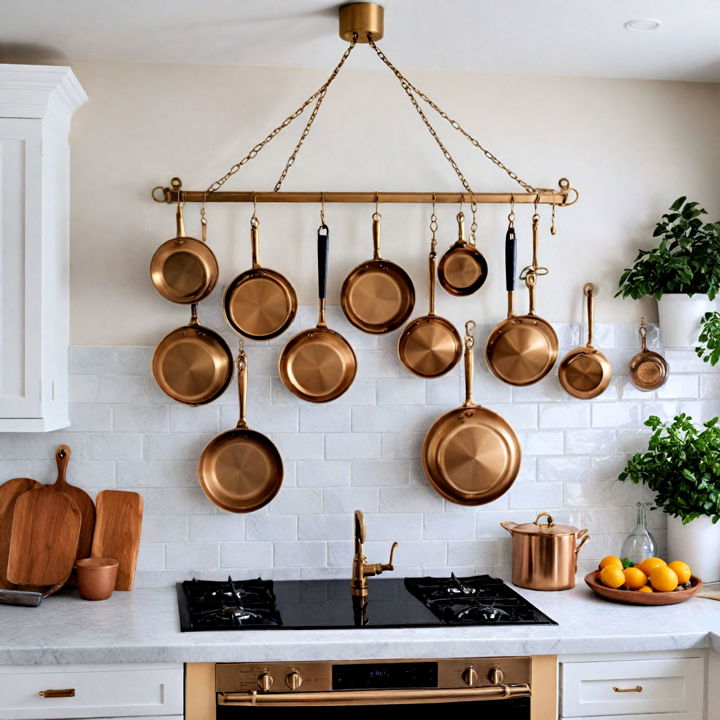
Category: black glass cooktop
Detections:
[{"x1": 177, "y1": 574, "x2": 557, "y2": 632}]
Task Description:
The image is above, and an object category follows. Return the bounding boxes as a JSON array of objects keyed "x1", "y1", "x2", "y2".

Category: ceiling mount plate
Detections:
[{"x1": 339, "y1": 2, "x2": 384, "y2": 43}]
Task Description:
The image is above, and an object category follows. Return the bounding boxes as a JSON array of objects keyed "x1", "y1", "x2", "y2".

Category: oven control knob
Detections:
[
  {"x1": 462, "y1": 666, "x2": 478, "y2": 687},
  {"x1": 488, "y1": 666, "x2": 504, "y2": 686},
  {"x1": 257, "y1": 673, "x2": 273, "y2": 693},
  {"x1": 285, "y1": 671, "x2": 303, "y2": 691}
]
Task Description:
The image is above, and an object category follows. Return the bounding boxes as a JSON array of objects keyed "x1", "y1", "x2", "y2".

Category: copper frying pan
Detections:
[
  {"x1": 485, "y1": 212, "x2": 558, "y2": 385},
  {"x1": 341, "y1": 212, "x2": 415, "y2": 334},
  {"x1": 150, "y1": 183, "x2": 218, "y2": 304},
  {"x1": 223, "y1": 214, "x2": 297, "y2": 340},
  {"x1": 152, "y1": 303, "x2": 233, "y2": 405},
  {"x1": 628, "y1": 317, "x2": 668, "y2": 391},
  {"x1": 398, "y1": 227, "x2": 461, "y2": 378},
  {"x1": 198, "y1": 349, "x2": 283, "y2": 513},
  {"x1": 422, "y1": 321, "x2": 522, "y2": 506},
  {"x1": 437, "y1": 211, "x2": 488, "y2": 296},
  {"x1": 558, "y1": 283, "x2": 612, "y2": 399},
  {"x1": 279, "y1": 224, "x2": 357, "y2": 403}
]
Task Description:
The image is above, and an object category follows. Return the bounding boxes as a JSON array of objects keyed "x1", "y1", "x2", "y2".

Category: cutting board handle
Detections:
[{"x1": 54, "y1": 445, "x2": 71, "y2": 488}]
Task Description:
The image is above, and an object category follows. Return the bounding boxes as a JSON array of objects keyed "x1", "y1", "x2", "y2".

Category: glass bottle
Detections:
[{"x1": 620, "y1": 502, "x2": 656, "y2": 564}]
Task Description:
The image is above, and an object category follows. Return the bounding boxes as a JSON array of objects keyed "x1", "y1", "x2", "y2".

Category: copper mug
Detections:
[{"x1": 501, "y1": 512, "x2": 590, "y2": 591}]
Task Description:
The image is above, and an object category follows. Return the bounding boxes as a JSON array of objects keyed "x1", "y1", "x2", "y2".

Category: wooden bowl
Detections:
[{"x1": 584, "y1": 570, "x2": 703, "y2": 605}]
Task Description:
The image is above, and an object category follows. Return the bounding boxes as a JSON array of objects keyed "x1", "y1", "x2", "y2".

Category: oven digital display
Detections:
[{"x1": 332, "y1": 662, "x2": 438, "y2": 690}]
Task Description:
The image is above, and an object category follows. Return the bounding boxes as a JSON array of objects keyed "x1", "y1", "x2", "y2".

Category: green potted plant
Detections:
[
  {"x1": 618, "y1": 414, "x2": 720, "y2": 582},
  {"x1": 617, "y1": 197, "x2": 720, "y2": 348}
]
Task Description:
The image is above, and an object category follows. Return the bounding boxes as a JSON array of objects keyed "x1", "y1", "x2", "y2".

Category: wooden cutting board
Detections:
[
  {"x1": 48, "y1": 445, "x2": 96, "y2": 561},
  {"x1": 6, "y1": 486, "x2": 81, "y2": 586},
  {"x1": 91, "y1": 490, "x2": 143, "y2": 591},
  {"x1": 0, "y1": 477, "x2": 41, "y2": 589}
]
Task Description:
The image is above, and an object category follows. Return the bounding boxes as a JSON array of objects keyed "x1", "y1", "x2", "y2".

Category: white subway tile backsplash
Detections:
[
  {"x1": 87, "y1": 433, "x2": 142, "y2": 460},
  {"x1": 351, "y1": 460, "x2": 410, "y2": 486},
  {"x1": 267, "y1": 487, "x2": 322, "y2": 514},
  {"x1": 143, "y1": 516, "x2": 189, "y2": 542},
  {"x1": 69, "y1": 374, "x2": 98, "y2": 403},
  {"x1": 297, "y1": 460, "x2": 351, "y2": 487},
  {"x1": 170, "y1": 405, "x2": 219, "y2": 432},
  {"x1": 325, "y1": 433, "x2": 381, "y2": 460},
  {"x1": 376, "y1": 377, "x2": 427, "y2": 405},
  {"x1": 115, "y1": 405, "x2": 170, "y2": 432},
  {"x1": 272, "y1": 433, "x2": 324, "y2": 460},
  {"x1": 69, "y1": 346, "x2": 115, "y2": 375},
  {"x1": 298, "y1": 515, "x2": 349, "y2": 540},
  {"x1": 508, "y1": 481, "x2": 563, "y2": 509},
  {"x1": 379, "y1": 485, "x2": 445, "y2": 513},
  {"x1": 166, "y1": 542, "x2": 219, "y2": 570},
  {"x1": 324, "y1": 487, "x2": 378, "y2": 513},
  {"x1": 274, "y1": 541, "x2": 326, "y2": 567},
  {"x1": 538, "y1": 403, "x2": 589, "y2": 429},
  {"x1": 565, "y1": 429, "x2": 616, "y2": 455},
  {"x1": 299, "y1": 405, "x2": 351, "y2": 433},
  {"x1": 381, "y1": 432, "x2": 424, "y2": 460},
  {"x1": 97, "y1": 375, "x2": 149, "y2": 404},
  {"x1": 137, "y1": 542, "x2": 165, "y2": 571},
  {"x1": 351, "y1": 406, "x2": 405, "y2": 432},
  {"x1": 69, "y1": 404, "x2": 113, "y2": 432},
  {"x1": 220, "y1": 542, "x2": 273, "y2": 568},
  {"x1": 143, "y1": 433, "x2": 199, "y2": 460},
  {"x1": 246, "y1": 515, "x2": 298, "y2": 541},
  {"x1": 657, "y1": 374, "x2": 699, "y2": 399},
  {"x1": 189, "y1": 515, "x2": 243, "y2": 541},
  {"x1": 424, "y1": 512, "x2": 475, "y2": 539},
  {"x1": 591, "y1": 401, "x2": 643, "y2": 428}
]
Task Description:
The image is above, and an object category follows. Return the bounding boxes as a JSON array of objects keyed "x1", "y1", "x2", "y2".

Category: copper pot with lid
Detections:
[{"x1": 501, "y1": 512, "x2": 590, "y2": 591}]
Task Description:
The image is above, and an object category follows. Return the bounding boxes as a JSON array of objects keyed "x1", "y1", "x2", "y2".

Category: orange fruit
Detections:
[
  {"x1": 623, "y1": 567, "x2": 647, "y2": 590},
  {"x1": 599, "y1": 555, "x2": 623, "y2": 571},
  {"x1": 636, "y1": 557, "x2": 666, "y2": 576},
  {"x1": 649, "y1": 566, "x2": 679, "y2": 592},
  {"x1": 600, "y1": 565, "x2": 625, "y2": 589},
  {"x1": 637, "y1": 585, "x2": 654, "y2": 593},
  {"x1": 668, "y1": 561, "x2": 691, "y2": 584}
]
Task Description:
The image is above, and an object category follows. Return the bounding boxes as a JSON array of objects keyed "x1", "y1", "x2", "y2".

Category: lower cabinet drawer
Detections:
[
  {"x1": 561, "y1": 657, "x2": 704, "y2": 718},
  {"x1": 0, "y1": 664, "x2": 183, "y2": 720}
]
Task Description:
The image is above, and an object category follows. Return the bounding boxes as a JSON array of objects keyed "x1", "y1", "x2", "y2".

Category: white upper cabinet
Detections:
[{"x1": 0, "y1": 65, "x2": 87, "y2": 431}]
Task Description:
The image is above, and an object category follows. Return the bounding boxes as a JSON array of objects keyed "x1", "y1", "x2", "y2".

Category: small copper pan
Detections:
[
  {"x1": 341, "y1": 211, "x2": 415, "y2": 334},
  {"x1": 398, "y1": 225, "x2": 461, "y2": 378},
  {"x1": 279, "y1": 224, "x2": 357, "y2": 403},
  {"x1": 437, "y1": 211, "x2": 488, "y2": 296},
  {"x1": 150, "y1": 182, "x2": 218, "y2": 304},
  {"x1": 485, "y1": 213, "x2": 558, "y2": 386},
  {"x1": 558, "y1": 283, "x2": 612, "y2": 399},
  {"x1": 152, "y1": 303, "x2": 233, "y2": 405},
  {"x1": 223, "y1": 214, "x2": 297, "y2": 340},
  {"x1": 198, "y1": 349, "x2": 283, "y2": 513},
  {"x1": 422, "y1": 321, "x2": 521, "y2": 506},
  {"x1": 628, "y1": 317, "x2": 668, "y2": 391}
]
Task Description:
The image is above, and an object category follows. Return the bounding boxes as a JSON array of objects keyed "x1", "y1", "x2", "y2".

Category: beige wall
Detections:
[{"x1": 67, "y1": 61, "x2": 720, "y2": 345}]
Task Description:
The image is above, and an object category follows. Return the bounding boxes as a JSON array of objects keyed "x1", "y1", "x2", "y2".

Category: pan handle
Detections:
[
  {"x1": 372, "y1": 212, "x2": 381, "y2": 260},
  {"x1": 463, "y1": 320, "x2": 475, "y2": 407},
  {"x1": 175, "y1": 193, "x2": 186, "y2": 237},
  {"x1": 456, "y1": 211, "x2": 466, "y2": 246},
  {"x1": 317, "y1": 224, "x2": 329, "y2": 327},
  {"x1": 236, "y1": 349, "x2": 248, "y2": 430},
  {"x1": 505, "y1": 224, "x2": 516, "y2": 316},
  {"x1": 584, "y1": 283, "x2": 595, "y2": 348},
  {"x1": 500, "y1": 521, "x2": 519, "y2": 535},
  {"x1": 575, "y1": 533, "x2": 590, "y2": 555},
  {"x1": 250, "y1": 216, "x2": 260, "y2": 269}
]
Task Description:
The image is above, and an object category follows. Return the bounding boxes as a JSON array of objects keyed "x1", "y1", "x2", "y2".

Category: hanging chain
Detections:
[
  {"x1": 367, "y1": 36, "x2": 537, "y2": 194},
  {"x1": 206, "y1": 38, "x2": 357, "y2": 195},
  {"x1": 470, "y1": 195, "x2": 478, "y2": 247},
  {"x1": 430, "y1": 195, "x2": 438, "y2": 255}
]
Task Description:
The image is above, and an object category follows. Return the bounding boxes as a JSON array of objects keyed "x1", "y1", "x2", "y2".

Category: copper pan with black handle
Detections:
[
  {"x1": 422, "y1": 321, "x2": 521, "y2": 506},
  {"x1": 437, "y1": 210, "x2": 488, "y2": 296}
]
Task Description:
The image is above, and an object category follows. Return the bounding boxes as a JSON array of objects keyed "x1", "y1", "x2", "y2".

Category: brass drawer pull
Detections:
[
  {"x1": 39, "y1": 689, "x2": 76, "y2": 698},
  {"x1": 612, "y1": 685, "x2": 643, "y2": 693}
]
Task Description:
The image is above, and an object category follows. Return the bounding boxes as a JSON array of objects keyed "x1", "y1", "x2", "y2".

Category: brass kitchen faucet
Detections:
[{"x1": 351, "y1": 509, "x2": 398, "y2": 598}]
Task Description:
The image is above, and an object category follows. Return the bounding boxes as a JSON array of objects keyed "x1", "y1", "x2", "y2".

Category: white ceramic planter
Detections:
[
  {"x1": 656, "y1": 293, "x2": 715, "y2": 348},
  {"x1": 667, "y1": 514, "x2": 720, "y2": 582}
]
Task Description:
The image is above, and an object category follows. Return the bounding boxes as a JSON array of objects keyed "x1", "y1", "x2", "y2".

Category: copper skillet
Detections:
[
  {"x1": 558, "y1": 283, "x2": 612, "y2": 399},
  {"x1": 437, "y1": 211, "x2": 488, "y2": 296},
  {"x1": 198, "y1": 348, "x2": 283, "y2": 513},
  {"x1": 422, "y1": 321, "x2": 521, "y2": 506},
  {"x1": 398, "y1": 216, "x2": 461, "y2": 378},
  {"x1": 628, "y1": 317, "x2": 668, "y2": 391},
  {"x1": 224, "y1": 214, "x2": 297, "y2": 340},
  {"x1": 485, "y1": 212, "x2": 558, "y2": 386},
  {"x1": 279, "y1": 224, "x2": 357, "y2": 403},
  {"x1": 152, "y1": 303, "x2": 233, "y2": 405},
  {"x1": 150, "y1": 180, "x2": 218, "y2": 304},
  {"x1": 341, "y1": 211, "x2": 415, "y2": 334}
]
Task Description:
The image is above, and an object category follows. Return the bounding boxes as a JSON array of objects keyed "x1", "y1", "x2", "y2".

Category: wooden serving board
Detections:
[
  {"x1": 7, "y1": 487, "x2": 81, "y2": 586},
  {"x1": 0, "y1": 477, "x2": 41, "y2": 589},
  {"x1": 48, "y1": 445, "x2": 96, "y2": 561},
  {"x1": 91, "y1": 490, "x2": 143, "y2": 591}
]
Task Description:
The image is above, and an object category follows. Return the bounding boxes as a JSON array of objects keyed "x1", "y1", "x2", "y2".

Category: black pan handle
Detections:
[
  {"x1": 318, "y1": 224, "x2": 329, "y2": 301},
  {"x1": 505, "y1": 225, "x2": 516, "y2": 292}
]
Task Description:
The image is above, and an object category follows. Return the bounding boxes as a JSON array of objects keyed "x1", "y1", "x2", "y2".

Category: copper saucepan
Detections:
[
  {"x1": 341, "y1": 211, "x2": 415, "y2": 334},
  {"x1": 422, "y1": 321, "x2": 521, "y2": 506},
  {"x1": 198, "y1": 348, "x2": 283, "y2": 513},
  {"x1": 437, "y1": 211, "x2": 488, "y2": 296},
  {"x1": 223, "y1": 214, "x2": 297, "y2": 340},
  {"x1": 558, "y1": 283, "x2": 612, "y2": 399},
  {"x1": 628, "y1": 317, "x2": 668, "y2": 391},
  {"x1": 150, "y1": 179, "x2": 218, "y2": 304}
]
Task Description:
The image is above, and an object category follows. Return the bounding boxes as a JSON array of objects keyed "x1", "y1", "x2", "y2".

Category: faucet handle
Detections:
[
  {"x1": 381, "y1": 541, "x2": 398, "y2": 571},
  {"x1": 354, "y1": 509, "x2": 366, "y2": 544}
]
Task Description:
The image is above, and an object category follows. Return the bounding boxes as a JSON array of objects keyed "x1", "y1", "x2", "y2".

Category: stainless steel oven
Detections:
[{"x1": 185, "y1": 656, "x2": 557, "y2": 719}]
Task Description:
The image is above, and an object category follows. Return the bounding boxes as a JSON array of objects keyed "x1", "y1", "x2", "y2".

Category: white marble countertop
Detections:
[{"x1": 1, "y1": 582, "x2": 718, "y2": 666}]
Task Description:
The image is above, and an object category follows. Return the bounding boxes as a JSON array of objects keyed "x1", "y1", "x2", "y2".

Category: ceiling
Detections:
[{"x1": 0, "y1": 0, "x2": 719, "y2": 82}]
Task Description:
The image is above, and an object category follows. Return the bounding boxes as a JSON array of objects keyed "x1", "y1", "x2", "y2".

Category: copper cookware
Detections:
[
  {"x1": 398, "y1": 213, "x2": 461, "y2": 378},
  {"x1": 152, "y1": 303, "x2": 233, "y2": 405},
  {"x1": 437, "y1": 211, "x2": 488, "y2": 296},
  {"x1": 223, "y1": 214, "x2": 297, "y2": 340},
  {"x1": 485, "y1": 212, "x2": 558, "y2": 386},
  {"x1": 198, "y1": 348, "x2": 283, "y2": 513},
  {"x1": 628, "y1": 317, "x2": 668, "y2": 391},
  {"x1": 558, "y1": 283, "x2": 612, "y2": 399},
  {"x1": 341, "y1": 211, "x2": 415, "y2": 334},
  {"x1": 422, "y1": 321, "x2": 521, "y2": 506},
  {"x1": 279, "y1": 224, "x2": 357, "y2": 403},
  {"x1": 150, "y1": 183, "x2": 218, "y2": 304},
  {"x1": 501, "y1": 512, "x2": 590, "y2": 591}
]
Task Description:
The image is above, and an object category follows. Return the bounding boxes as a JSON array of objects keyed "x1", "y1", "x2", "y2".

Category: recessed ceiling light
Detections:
[{"x1": 624, "y1": 18, "x2": 662, "y2": 32}]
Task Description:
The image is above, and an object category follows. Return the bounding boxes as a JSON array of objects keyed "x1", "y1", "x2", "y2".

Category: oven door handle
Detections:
[{"x1": 218, "y1": 684, "x2": 531, "y2": 706}]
